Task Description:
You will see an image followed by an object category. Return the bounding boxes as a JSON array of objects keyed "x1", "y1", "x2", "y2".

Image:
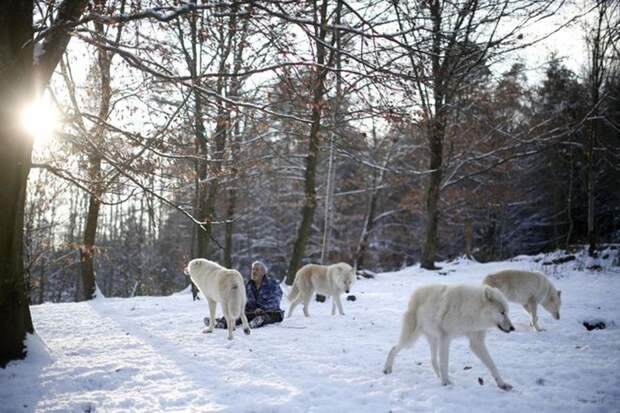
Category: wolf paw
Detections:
[
  {"x1": 498, "y1": 382, "x2": 513, "y2": 391},
  {"x1": 202, "y1": 328, "x2": 214, "y2": 334},
  {"x1": 383, "y1": 367, "x2": 392, "y2": 375},
  {"x1": 441, "y1": 378, "x2": 453, "y2": 386},
  {"x1": 244, "y1": 328, "x2": 251, "y2": 335}
]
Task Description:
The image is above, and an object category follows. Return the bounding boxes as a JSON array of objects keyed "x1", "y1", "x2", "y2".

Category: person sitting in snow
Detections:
[{"x1": 205, "y1": 260, "x2": 284, "y2": 329}]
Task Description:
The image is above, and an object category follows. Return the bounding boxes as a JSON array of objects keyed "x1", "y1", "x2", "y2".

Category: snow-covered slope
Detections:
[{"x1": 2, "y1": 254, "x2": 619, "y2": 412}]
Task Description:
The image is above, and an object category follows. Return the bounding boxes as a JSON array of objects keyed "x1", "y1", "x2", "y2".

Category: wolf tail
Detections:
[
  {"x1": 398, "y1": 301, "x2": 419, "y2": 347},
  {"x1": 288, "y1": 278, "x2": 300, "y2": 302}
]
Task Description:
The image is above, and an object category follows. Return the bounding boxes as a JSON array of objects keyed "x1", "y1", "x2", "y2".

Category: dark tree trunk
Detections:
[
  {"x1": 420, "y1": 1, "x2": 446, "y2": 271},
  {"x1": 77, "y1": 8, "x2": 113, "y2": 301},
  {"x1": 354, "y1": 188, "x2": 378, "y2": 271},
  {"x1": 223, "y1": 10, "x2": 249, "y2": 269},
  {"x1": 420, "y1": 117, "x2": 445, "y2": 270},
  {"x1": 0, "y1": 116, "x2": 35, "y2": 367},
  {"x1": 565, "y1": 150, "x2": 574, "y2": 249},
  {"x1": 0, "y1": 0, "x2": 85, "y2": 366},
  {"x1": 586, "y1": 2, "x2": 606, "y2": 258},
  {"x1": 0, "y1": 0, "x2": 35, "y2": 368},
  {"x1": 464, "y1": 218, "x2": 473, "y2": 259},
  {"x1": 224, "y1": 120, "x2": 239, "y2": 269},
  {"x1": 77, "y1": 187, "x2": 101, "y2": 301},
  {"x1": 286, "y1": 0, "x2": 333, "y2": 285}
]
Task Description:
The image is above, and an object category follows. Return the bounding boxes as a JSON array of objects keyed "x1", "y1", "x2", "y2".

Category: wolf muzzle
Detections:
[{"x1": 498, "y1": 324, "x2": 515, "y2": 333}]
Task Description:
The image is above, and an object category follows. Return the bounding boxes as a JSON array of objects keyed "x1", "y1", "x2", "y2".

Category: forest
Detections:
[{"x1": 1, "y1": 0, "x2": 619, "y2": 368}]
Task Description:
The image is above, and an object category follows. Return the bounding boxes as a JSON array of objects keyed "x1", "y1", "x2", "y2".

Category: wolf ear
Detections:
[{"x1": 484, "y1": 287, "x2": 493, "y2": 301}]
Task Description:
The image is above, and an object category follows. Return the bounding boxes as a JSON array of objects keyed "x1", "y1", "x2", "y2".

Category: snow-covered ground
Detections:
[{"x1": 2, "y1": 252, "x2": 620, "y2": 412}]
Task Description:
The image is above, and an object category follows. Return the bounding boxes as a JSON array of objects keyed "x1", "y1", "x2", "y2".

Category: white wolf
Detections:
[
  {"x1": 483, "y1": 269, "x2": 562, "y2": 332},
  {"x1": 287, "y1": 263, "x2": 355, "y2": 317},
  {"x1": 383, "y1": 284, "x2": 515, "y2": 391},
  {"x1": 185, "y1": 258, "x2": 251, "y2": 340}
]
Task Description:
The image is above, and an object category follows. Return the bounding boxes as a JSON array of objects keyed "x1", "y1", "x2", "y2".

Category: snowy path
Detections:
[{"x1": 2, "y1": 257, "x2": 620, "y2": 412}]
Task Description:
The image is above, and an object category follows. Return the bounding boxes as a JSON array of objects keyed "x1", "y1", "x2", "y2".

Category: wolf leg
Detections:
[
  {"x1": 427, "y1": 335, "x2": 440, "y2": 378},
  {"x1": 438, "y1": 334, "x2": 452, "y2": 385},
  {"x1": 287, "y1": 296, "x2": 302, "y2": 318},
  {"x1": 468, "y1": 331, "x2": 512, "y2": 391},
  {"x1": 205, "y1": 298, "x2": 217, "y2": 333},
  {"x1": 224, "y1": 310, "x2": 234, "y2": 340},
  {"x1": 240, "y1": 312, "x2": 251, "y2": 335},
  {"x1": 302, "y1": 291, "x2": 312, "y2": 317},
  {"x1": 525, "y1": 300, "x2": 544, "y2": 331},
  {"x1": 333, "y1": 294, "x2": 345, "y2": 315},
  {"x1": 383, "y1": 323, "x2": 420, "y2": 374}
]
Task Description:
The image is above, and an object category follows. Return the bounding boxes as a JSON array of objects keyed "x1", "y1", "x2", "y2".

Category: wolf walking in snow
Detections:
[
  {"x1": 383, "y1": 284, "x2": 515, "y2": 391},
  {"x1": 287, "y1": 263, "x2": 355, "y2": 317},
  {"x1": 185, "y1": 258, "x2": 251, "y2": 340},
  {"x1": 483, "y1": 270, "x2": 561, "y2": 332}
]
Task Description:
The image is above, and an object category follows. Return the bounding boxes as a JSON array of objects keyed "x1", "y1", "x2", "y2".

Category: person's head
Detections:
[{"x1": 251, "y1": 261, "x2": 268, "y2": 283}]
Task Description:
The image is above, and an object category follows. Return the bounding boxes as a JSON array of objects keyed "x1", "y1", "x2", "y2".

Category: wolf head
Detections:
[
  {"x1": 186, "y1": 258, "x2": 206, "y2": 276},
  {"x1": 481, "y1": 286, "x2": 514, "y2": 333},
  {"x1": 542, "y1": 288, "x2": 562, "y2": 320},
  {"x1": 336, "y1": 263, "x2": 355, "y2": 293}
]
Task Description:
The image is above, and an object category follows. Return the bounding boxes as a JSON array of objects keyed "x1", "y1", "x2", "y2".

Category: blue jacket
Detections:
[{"x1": 245, "y1": 276, "x2": 282, "y2": 312}]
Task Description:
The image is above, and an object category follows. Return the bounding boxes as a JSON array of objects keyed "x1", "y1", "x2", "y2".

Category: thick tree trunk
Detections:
[
  {"x1": 354, "y1": 185, "x2": 378, "y2": 271},
  {"x1": 320, "y1": 136, "x2": 335, "y2": 264},
  {"x1": 586, "y1": 2, "x2": 606, "y2": 258},
  {"x1": 191, "y1": 118, "x2": 207, "y2": 300},
  {"x1": 0, "y1": 121, "x2": 35, "y2": 367},
  {"x1": 224, "y1": 121, "x2": 240, "y2": 269},
  {"x1": 420, "y1": 2, "x2": 445, "y2": 271},
  {"x1": 224, "y1": 188, "x2": 236, "y2": 268},
  {"x1": 77, "y1": 187, "x2": 101, "y2": 301},
  {"x1": 565, "y1": 151, "x2": 574, "y2": 249},
  {"x1": 223, "y1": 6, "x2": 249, "y2": 269},
  {"x1": 420, "y1": 118, "x2": 444, "y2": 270},
  {"x1": 0, "y1": 0, "x2": 35, "y2": 368},
  {"x1": 285, "y1": 92, "x2": 323, "y2": 284},
  {"x1": 586, "y1": 124, "x2": 597, "y2": 256},
  {"x1": 286, "y1": 0, "x2": 332, "y2": 285},
  {"x1": 464, "y1": 218, "x2": 473, "y2": 259}
]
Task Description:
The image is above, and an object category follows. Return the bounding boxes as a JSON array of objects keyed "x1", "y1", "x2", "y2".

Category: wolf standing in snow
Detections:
[
  {"x1": 185, "y1": 258, "x2": 251, "y2": 340},
  {"x1": 483, "y1": 270, "x2": 561, "y2": 332},
  {"x1": 383, "y1": 284, "x2": 515, "y2": 391},
  {"x1": 287, "y1": 263, "x2": 355, "y2": 317}
]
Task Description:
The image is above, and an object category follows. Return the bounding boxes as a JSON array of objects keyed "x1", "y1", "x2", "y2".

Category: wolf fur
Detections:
[
  {"x1": 185, "y1": 258, "x2": 251, "y2": 340},
  {"x1": 287, "y1": 263, "x2": 355, "y2": 317},
  {"x1": 383, "y1": 284, "x2": 515, "y2": 391},
  {"x1": 483, "y1": 270, "x2": 562, "y2": 332}
]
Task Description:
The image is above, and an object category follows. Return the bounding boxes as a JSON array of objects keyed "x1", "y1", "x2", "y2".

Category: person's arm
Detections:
[{"x1": 261, "y1": 279, "x2": 283, "y2": 311}]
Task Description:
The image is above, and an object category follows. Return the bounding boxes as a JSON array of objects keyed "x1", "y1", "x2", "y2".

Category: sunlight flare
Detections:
[{"x1": 20, "y1": 97, "x2": 59, "y2": 145}]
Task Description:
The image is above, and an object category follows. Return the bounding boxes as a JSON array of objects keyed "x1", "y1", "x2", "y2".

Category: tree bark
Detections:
[
  {"x1": 77, "y1": 184, "x2": 101, "y2": 301},
  {"x1": 420, "y1": 116, "x2": 445, "y2": 270},
  {"x1": 0, "y1": 0, "x2": 35, "y2": 368},
  {"x1": 420, "y1": 1, "x2": 446, "y2": 270},
  {"x1": 0, "y1": 0, "x2": 86, "y2": 366},
  {"x1": 76, "y1": 2, "x2": 117, "y2": 301},
  {"x1": 464, "y1": 218, "x2": 473, "y2": 259},
  {"x1": 223, "y1": 6, "x2": 251, "y2": 268},
  {"x1": 320, "y1": 136, "x2": 335, "y2": 264},
  {"x1": 286, "y1": 0, "x2": 335, "y2": 285},
  {"x1": 354, "y1": 184, "x2": 378, "y2": 271}
]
